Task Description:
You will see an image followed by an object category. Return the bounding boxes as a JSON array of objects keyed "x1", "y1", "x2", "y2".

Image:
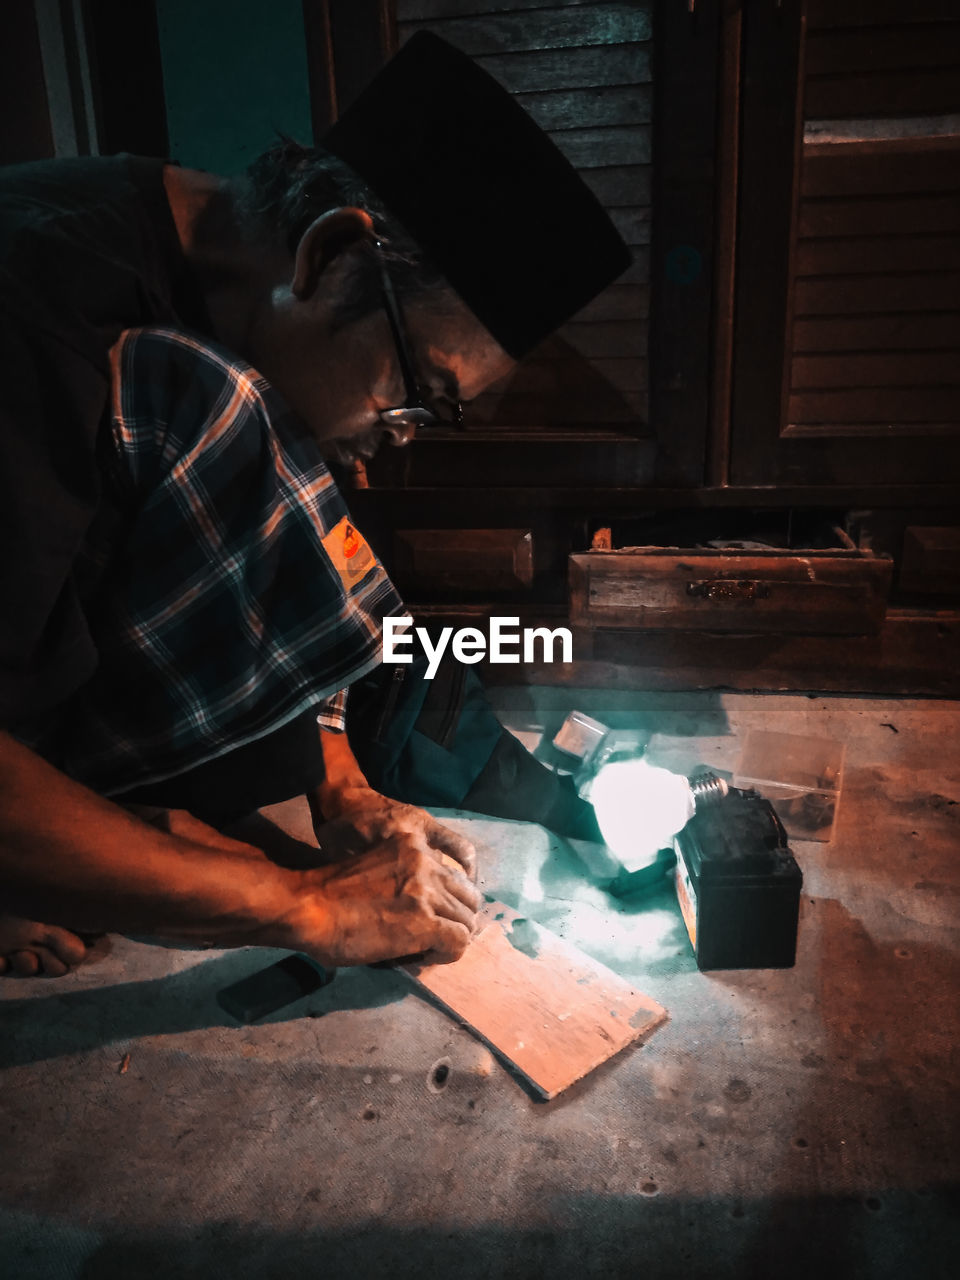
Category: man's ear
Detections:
[{"x1": 291, "y1": 207, "x2": 376, "y2": 300}]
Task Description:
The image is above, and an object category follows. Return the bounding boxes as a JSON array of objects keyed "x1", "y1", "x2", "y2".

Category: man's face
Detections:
[{"x1": 255, "y1": 285, "x2": 516, "y2": 465}]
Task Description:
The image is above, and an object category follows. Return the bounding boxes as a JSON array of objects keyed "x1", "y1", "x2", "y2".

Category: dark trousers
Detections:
[{"x1": 119, "y1": 671, "x2": 602, "y2": 841}]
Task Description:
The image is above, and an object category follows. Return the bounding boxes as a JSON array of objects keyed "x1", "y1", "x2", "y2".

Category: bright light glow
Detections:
[{"x1": 590, "y1": 759, "x2": 696, "y2": 872}]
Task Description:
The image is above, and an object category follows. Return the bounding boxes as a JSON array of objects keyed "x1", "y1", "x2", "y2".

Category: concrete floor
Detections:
[{"x1": 1, "y1": 689, "x2": 958, "y2": 1279}]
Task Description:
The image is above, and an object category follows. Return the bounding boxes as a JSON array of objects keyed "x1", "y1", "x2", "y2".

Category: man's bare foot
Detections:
[{"x1": 0, "y1": 915, "x2": 89, "y2": 977}]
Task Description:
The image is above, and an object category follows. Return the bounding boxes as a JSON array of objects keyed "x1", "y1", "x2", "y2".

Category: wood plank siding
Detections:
[
  {"x1": 788, "y1": 0, "x2": 960, "y2": 444},
  {"x1": 394, "y1": 1, "x2": 652, "y2": 430},
  {"x1": 804, "y1": 19, "x2": 960, "y2": 119},
  {"x1": 728, "y1": 0, "x2": 960, "y2": 486}
]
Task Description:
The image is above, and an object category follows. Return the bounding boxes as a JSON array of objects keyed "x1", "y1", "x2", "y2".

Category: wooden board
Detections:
[
  {"x1": 793, "y1": 273, "x2": 960, "y2": 317},
  {"x1": 402, "y1": 901, "x2": 666, "y2": 1100},
  {"x1": 805, "y1": 22, "x2": 960, "y2": 77},
  {"x1": 807, "y1": 0, "x2": 957, "y2": 25},
  {"x1": 804, "y1": 68, "x2": 960, "y2": 119},
  {"x1": 398, "y1": 5, "x2": 652, "y2": 56}
]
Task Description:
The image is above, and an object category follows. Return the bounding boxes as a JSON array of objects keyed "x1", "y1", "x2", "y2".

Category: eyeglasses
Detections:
[{"x1": 374, "y1": 240, "x2": 464, "y2": 431}]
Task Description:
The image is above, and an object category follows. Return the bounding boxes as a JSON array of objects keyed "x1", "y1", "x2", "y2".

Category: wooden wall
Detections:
[
  {"x1": 787, "y1": 2, "x2": 960, "y2": 442},
  {"x1": 393, "y1": 0, "x2": 652, "y2": 430},
  {"x1": 804, "y1": 0, "x2": 960, "y2": 118},
  {"x1": 791, "y1": 138, "x2": 960, "y2": 436}
]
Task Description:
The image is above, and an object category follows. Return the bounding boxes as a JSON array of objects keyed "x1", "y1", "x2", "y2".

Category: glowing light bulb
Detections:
[
  {"x1": 589, "y1": 760, "x2": 729, "y2": 874},
  {"x1": 589, "y1": 759, "x2": 695, "y2": 872}
]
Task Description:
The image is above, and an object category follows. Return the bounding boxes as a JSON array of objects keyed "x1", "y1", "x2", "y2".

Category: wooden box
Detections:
[{"x1": 569, "y1": 546, "x2": 892, "y2": 636}]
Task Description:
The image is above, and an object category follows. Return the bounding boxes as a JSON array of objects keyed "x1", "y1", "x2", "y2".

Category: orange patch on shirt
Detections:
[
  {"x1": 343, "y1": 526, "x2": 361, "y2": 559},
  {"x1": 322, "y1": 516, "x2": 374, "y2": 587}
]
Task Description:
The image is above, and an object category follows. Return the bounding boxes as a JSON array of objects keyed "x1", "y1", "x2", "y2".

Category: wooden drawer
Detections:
[
  {"x1": 394, "y1": 528, "x2": 535, "y2": 593},
  {"x1": 569, "y1": 546, "x2": 892, "y2": 635}
]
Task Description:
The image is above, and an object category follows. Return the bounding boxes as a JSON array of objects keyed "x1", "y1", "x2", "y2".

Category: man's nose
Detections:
[{"x1": 382, "y1": 421, "x2": 417, "y2": 447}]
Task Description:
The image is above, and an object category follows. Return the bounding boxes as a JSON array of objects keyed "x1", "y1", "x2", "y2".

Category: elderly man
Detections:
[{"x1": 0, "y1": 35, "x2": 629, "y2": 976}]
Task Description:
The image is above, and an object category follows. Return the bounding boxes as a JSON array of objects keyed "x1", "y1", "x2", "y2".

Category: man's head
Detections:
[
  {"x1": 240, "y1": 140, "x2": 449, "y2": 332},
  {"x1": 235, "y1": 32, "x2": 631, "y2": 462},
  {"x1": 237, "y1": 141, "x2": 514, "y2": 464}
]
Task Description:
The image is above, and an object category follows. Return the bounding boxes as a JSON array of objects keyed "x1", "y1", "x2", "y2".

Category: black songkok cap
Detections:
[{"x1": 324, "y1": 31, "x2": 631, "y2": 360}]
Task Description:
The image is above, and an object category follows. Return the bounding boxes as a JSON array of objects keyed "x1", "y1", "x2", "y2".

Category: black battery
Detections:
[{"x1": 673, "y1": 789, "x2": 802, "y2": 970}]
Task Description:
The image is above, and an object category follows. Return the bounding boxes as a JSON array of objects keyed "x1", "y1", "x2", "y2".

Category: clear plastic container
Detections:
[{"x1": 734, "y1": 729, "x2": 845, "y2": 842}]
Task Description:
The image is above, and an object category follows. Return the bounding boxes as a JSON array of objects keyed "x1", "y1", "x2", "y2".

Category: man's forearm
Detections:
[
  {"x1": 0, "y1": 730, "x2": 481, "y2": 969},
  {"x1": 309, "y1": 727, "x2": 372, "y2": 822},
  {"x1": 0, "y1": 731, "x2": 301, "y2": 947}
]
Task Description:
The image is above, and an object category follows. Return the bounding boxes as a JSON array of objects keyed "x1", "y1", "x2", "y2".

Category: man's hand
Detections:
[
  {"x1": 0, "y1": 731, "x2": 480, "y2": 974},
  {"x1": 302, "y1": 729, "x2": 480, "y2": 963},
  {"x1": 310, "y1": 786, "x2": 477, "y2": 880},
  {"x1": 130, "y1": 797, "x2": 481, "y2": 966},
  {"x1": 311, "y1": 728, "x2": 476, "y2": 878},
  {"x1": 289, "y1": 831, "x2": 482, "y2": 967}
]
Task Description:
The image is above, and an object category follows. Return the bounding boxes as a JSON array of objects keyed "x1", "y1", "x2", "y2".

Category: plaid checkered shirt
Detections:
[{"x1": 43, "y1": 326, "x2": 405, "y2": 796}]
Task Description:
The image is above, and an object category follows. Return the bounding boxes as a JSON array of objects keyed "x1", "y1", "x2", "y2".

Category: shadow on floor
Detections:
[
  {"x1": 0, "y1": 955, "x2": 408, "y2": 1070},
  {"x1": 6, "y1": 1185, "x2": 949, "y2": 1280}
]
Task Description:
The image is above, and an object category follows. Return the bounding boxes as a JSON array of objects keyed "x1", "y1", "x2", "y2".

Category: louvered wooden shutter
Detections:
[
  {"x1": 731, "y1": 0, "x2": 960, "y2": 487},
  {"x1": 790, "y1": 2, "x2": 960, "y2": 446}
]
